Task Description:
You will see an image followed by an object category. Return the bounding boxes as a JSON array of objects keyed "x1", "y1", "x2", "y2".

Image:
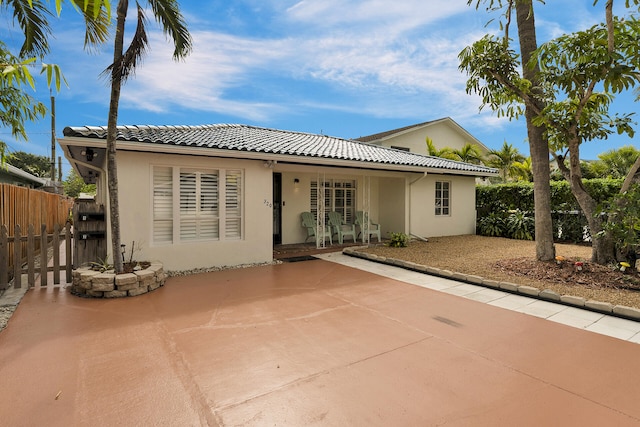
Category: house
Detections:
[
  {"x1": 0, "y1": 163, "x2": 49, "y2": 188},
  {"x1": 58, "y1": 124, "x2": 497, "y2": 271},
  {"x1": 356, "y1": 117, "x2": 491, "y2": 157}
]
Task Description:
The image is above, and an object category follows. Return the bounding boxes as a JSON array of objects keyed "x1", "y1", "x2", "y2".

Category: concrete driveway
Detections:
[{"x1": 2, "y1": 258, "x2": 640, "y2": 426}]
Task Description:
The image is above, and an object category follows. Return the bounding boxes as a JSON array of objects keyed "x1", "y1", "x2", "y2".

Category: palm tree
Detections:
[
  {"x1": 590, "y1": 145, "x2": 640, "y2": 179},
  {"x1": 450, "y1": 143, "x2": 485, "y2": 164},
  {"x1": 512, "y1": 157, "x2": 533, "y2": 182},
  {"x1": 104, "y1": 0, "x2": 191, "y2": 272},
  {"x1": 464, "y1": 0, "x2": 556, "y2": 261},
  {"x1": 486, "y1": 141, "x2": 525, "y2": 182},
  {"x1": 425, "y1": 137, "x2": 455, "y2": 159}
]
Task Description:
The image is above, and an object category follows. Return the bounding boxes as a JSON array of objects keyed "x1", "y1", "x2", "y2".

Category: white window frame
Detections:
[
  {"x1": 152, "y1": 166, "x2": 244, "y2": 244},
  {"x1": 310, "y1": 179, "x2": 356, "y2": 223},
  {"x1": 435, "y1": 180, "x2": 451, "y2": 216}
]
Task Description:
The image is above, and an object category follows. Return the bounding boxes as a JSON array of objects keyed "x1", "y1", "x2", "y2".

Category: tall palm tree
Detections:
[
  {"x1": 105, "y1": 0, "x2": 191, "y2": 272},
  {"x1": 464, "y1": 0, "x2": 556, "y2": 261},
  {"x1": 487, "y1": 141, "x2": 525, "y2": 182}
]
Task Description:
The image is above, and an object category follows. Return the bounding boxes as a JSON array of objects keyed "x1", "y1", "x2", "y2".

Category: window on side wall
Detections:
[
  {"x1": 152, "y1": 166, "x2": 243, "y2": 244},
  {"x1": 435, "y1": 181, "x2": 450, "y2": 216}
]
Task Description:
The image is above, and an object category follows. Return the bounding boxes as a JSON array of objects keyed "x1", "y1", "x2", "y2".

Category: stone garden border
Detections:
[
  {"x1": 343, "y1": 246, "x2": 640, "y2": 323},
  {"x1": 70, "y1": 262, "x2": 166, "y2": 298}
]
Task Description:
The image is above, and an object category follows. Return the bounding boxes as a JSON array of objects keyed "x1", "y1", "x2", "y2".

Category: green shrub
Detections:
[
  {"x1": 507, "y1": 210, "x2": 535, "y2": 240},
  {"x1": 387, "y1": 232, "x2": 409, "y2": 248},
  {"x1": 478, "y1": 212, "x2": 507, "y2": 237},
  {"x1": 476, "y1": 178, "x2": 623, "y2": 242}
]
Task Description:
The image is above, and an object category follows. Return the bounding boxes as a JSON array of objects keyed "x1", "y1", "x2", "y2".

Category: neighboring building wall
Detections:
[
  {"x1": 113, "y1": 151, "x2": 272, "y2": 271},
  {"x1": 409, "y1": 174, "x2": 477, "y2": 238},
  {"x1": 377, "y1": 122, "x2": 488, "y2": 156}
]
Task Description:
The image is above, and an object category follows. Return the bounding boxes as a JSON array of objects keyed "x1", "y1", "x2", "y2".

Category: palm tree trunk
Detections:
[
  {"x1": 106, "y1": 0, "x2": 128, "y2": 274},
  {"x1": 515, "y1": 0, "x2": 555, "y2": 261}
]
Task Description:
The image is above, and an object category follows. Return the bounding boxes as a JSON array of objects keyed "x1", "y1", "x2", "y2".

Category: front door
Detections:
[{"x1": 273, "y1": 173, "x2": 282, "y2": 244}]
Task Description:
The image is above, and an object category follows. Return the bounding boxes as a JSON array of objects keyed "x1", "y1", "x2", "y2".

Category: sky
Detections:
[{"x1": 1, "y1": 0, "x2": 639, "y2": 178}]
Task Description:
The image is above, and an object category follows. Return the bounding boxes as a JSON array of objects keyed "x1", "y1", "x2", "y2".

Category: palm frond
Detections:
[
  {"x1": 102, "y1": 3, "x2": 149, "y2": 83},
  {"x1": 70, "y1": 0, "x2": 112, "y2": 50},
  {"x1": 3, "y1": 0, "x2": 53, "y2": 58},
  {"x1": 148, "y1": 0, "x2": 192, "y2": 60}
]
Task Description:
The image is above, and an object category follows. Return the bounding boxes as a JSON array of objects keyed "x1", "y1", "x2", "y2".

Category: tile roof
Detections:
[
  {"x1": 62, "y1": 123, "x2": 497, "y2": 175},
  {"x1": 355, "y1": 119, "x2": 440, "y2": 142}
]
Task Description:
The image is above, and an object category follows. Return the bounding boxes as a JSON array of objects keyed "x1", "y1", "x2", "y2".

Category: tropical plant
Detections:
[
  {"x1": 589, "y1": 146, "x2": 640, "y2": 179},
  {"x1": 486, "y1": 141, "x2": 525, "y2": 182},
  {"x1": 450, "y1": 143, "x2": 485, "y2": 165},
  {"x1": 512, "y1": 157, "x2": 533, "y2": 182},
  {"x1": 0, "y1": 1, "x2": 111, "y2": 162},
  {"x1": 387, "y1": 232, "x2": 409, "y2": 248},
  {"x1": 103, "y1": 0, "x2": 192, "y2": 273},
  {"x1": 507, "y1": 210, "x2": 535, "y2": 240},
  {"x1": 425, "y1": 137, "x2": 455, "y2": 159},
  {"x1": 477, "y1": 212, "x2": 506, "y2": 237}
]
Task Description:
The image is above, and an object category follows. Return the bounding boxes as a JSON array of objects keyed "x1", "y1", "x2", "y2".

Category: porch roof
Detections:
[{"x1": 62, "y1": 123, "x2": 497, "y2": 177}]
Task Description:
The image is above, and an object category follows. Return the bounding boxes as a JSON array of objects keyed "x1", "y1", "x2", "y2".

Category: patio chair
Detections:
[
  {"x1": 355, "y1": 211, "x2": 382, "y2": 243},
  {"x1": 327, "y1": 211, "x2": 357, "y2": 244},
  {"x1": 301, "y1": 211, "x2": 332, "y2": 246}
]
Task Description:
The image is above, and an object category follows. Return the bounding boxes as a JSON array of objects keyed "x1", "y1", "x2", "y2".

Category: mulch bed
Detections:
[{"x1": 494, "y1": 257, "x2": 640, "y2": 292}]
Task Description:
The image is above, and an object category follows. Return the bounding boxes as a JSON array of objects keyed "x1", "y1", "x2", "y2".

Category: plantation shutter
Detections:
[
  {"x1": 200, "y1": 172, "x2": 219, "y2": 239},
  {"x1": 225, "y1": 170, "x2": 242, "y2": 239},
  {"x1": 153, "y1": 166, "x2": 173, "y2": 243},
  {"x1": 180, "y1": 169, "x2": 219, "y2": 241}
]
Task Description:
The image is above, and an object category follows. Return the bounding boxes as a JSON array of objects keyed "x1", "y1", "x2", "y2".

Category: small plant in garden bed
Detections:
[{"x1": 387, "y1": 232, "x2": 409, "y2": 248}]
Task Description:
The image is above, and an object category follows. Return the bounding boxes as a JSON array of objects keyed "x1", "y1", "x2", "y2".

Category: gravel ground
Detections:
[{"x1": 361, "y1": 235, "x2": 640, "y2": 310}]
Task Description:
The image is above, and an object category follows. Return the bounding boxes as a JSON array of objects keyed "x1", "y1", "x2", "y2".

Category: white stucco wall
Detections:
[
  {"x1": 409, "y1": 175, "x2": 477, "y2": 238},
  {"x1": 111, "y1": 151, "x2": 272, "y2": 271},
  {"x1": 378, "y1": 177, "x2": 405, "y2": 238}
]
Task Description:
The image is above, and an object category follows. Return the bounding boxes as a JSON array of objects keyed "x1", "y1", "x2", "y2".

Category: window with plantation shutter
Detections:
[
  {"x1": 180, "y1": 169, "x2": 219, "y2": 240},
  {"x1": 153, "y1": 166, "x2": 173, "y2": 243},
  {"x1": 225, "y1": 170, "x2": 242, "y2": 239},
  {"x1": 152, "y1": 166, "x2": 243, "y2": 244}
]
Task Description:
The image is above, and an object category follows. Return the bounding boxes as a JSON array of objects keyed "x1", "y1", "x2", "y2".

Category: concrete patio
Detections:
[{"x1": 1, "y1": 256, "x2": 640, "y2": 426}]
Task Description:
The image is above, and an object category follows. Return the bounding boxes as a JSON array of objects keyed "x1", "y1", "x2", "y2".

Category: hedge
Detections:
[{"x1": 476, "y1": 179, "x2": 624, "y2": 242}]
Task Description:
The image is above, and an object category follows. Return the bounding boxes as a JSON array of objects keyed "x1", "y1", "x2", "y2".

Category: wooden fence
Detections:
[
  {"x1": 0, "y1": 223, "x2": 73, "y2": 289},
  {"x1": 0, "y1": 183, "x2": 73, "y2": 270}
]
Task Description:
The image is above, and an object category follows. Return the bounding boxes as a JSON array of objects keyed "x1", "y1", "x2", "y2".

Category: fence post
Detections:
[
  {"x1": 65, "y1": 222, "x2": 72, "y2": 283},
  {"x1": 0, "y1": 225, "x2": 8, "y2": 289},
  {"x1": 13, "y1": 225, "x2": 22, "y2": 288},
  {"x1": 53, "y1": 223, "x2": 60, "y2": 285},
  {"x1": 27, "y1": 224, "x2": 35, "y2": 287},
  {"x1": 40, "y1": 224, "x2": 47, "y2": 287}
]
